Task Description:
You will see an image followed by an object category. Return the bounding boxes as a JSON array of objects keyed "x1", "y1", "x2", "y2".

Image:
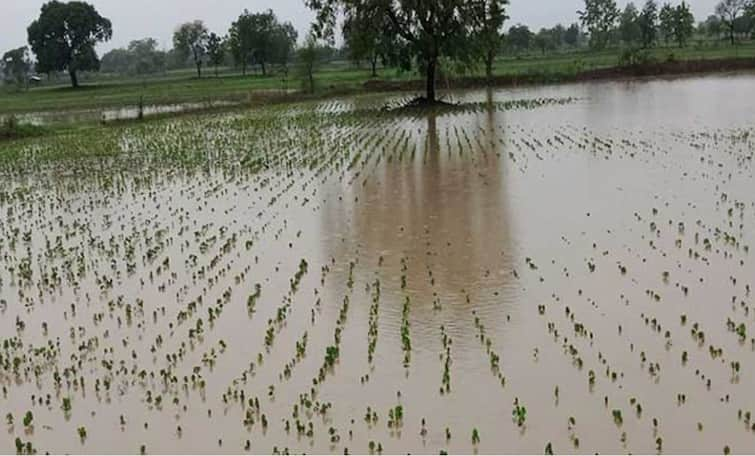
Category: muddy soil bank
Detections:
[{"x1": 363, "y1": 57, "x2": 755, "y2": 92}]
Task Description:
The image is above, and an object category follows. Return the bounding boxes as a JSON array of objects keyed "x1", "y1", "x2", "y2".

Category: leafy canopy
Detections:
[{"x1": 27, "y1": 0, "x2": 112, "y2": 87}]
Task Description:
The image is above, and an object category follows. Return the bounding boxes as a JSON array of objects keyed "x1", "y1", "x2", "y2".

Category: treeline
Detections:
[
  {"x1": 2, "y1": 0, "x2": 755, "y2": 92},
  {"x1": 506, "y1": 0, "x2": 754, "y2": 56},
  {"x1": 100, "y1": 10, "x2": 303, "y2": 78}
]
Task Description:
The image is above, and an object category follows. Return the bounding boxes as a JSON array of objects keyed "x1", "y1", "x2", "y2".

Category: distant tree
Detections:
[
  {"x1": 247, "y1": 10, "x2": 276, "y2": 76},
  {"x1": 270, "y1": 22, "x2": 298, "y2": 73},
  {"x1": 533, "y1": 28, "x2": 558, "y2": 54},
  {"x1": 549, "y1": 24, "x2": 567, "y2": 47},
  {"x1": 715, "y1": 0, "x2": 748, "y2": 44},
  {"x1": 700, "y1": 14, "x2": 724, "y2": 38},
  {"x1": 296, "y1": 34, "x2": 323, "y2": 94},
  {"x1": 307, "y1": 0, "x2": 507, "y2": 103},
  {"x1": 564, "y1": 23, "x2": 582, "y2": 46},
  {"x1": 27, "y1": 1, "x2": 112, "y2": 88},
  {"x1": 228, "y1": 10, "x2": 296, "y2": 76},
  {"x1": 673, "y1": 2, "x2": 695, "y2": 47},
  {"x1": 342, "y1": 9, "x2": 401, "y2": 77},
  {"x1": 100, "y1": 48, "x2": 130, "y2": 73},
  {"x1": 228, "y1": 11, "x2": 255, "y2": 75},
  {"x1": 638, "y1": 0, "x2": 659, "y2": 48},
  {"x1": 475, "y1": 0, "x2": 510, "y2": 80},
  {"x1": 128, "y1": 38, "x2": 166, "y2": 75},
  {"x1": 578, "y1": 0, "x2": 620, "y2": 49},
  {"x1": 2, "y1": 46, "x2": 32, "y2": 89},
  {"x1": 207, "y1": 33, "x2": 225, "y2": 77},
  {"x1": 173, "y1": 21, "x2": 209, "y2": 78},
  {"x1": 619, "y1": 3, "x2": 642, "y2": 45},
  {"x1": 507, "y1": 24, "x2": 534, "y2": 53},
  {"x1": 659, "y1": 3, "x2": 676, "y2": 44}
]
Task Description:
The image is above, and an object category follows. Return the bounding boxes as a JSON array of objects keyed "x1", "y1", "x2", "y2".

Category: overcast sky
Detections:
[{"x1": 2, "y1": 0, "x2": 720, "y2": 53}]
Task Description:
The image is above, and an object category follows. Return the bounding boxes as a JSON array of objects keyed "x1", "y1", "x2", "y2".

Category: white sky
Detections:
[{"x1": 1, "y1": 0, "x2": 720, "y2": 53}]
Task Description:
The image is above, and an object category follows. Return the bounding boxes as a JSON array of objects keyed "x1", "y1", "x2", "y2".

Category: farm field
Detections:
[
  {"x1": 1, "y1": 41, "x2": 754, "y2": 117},
  {"x1": 2, "y1": 73, "x2": 755, "y2": 454}
]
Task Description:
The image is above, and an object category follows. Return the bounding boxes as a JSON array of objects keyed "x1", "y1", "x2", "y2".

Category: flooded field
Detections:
[{"x1": 2, "y1": 73, "x2": 755, "y2": 454}]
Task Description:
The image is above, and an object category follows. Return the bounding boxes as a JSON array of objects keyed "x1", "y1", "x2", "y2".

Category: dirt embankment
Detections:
[{"x1": 363, "y1": 57, "x2": 755, "y2": 92}]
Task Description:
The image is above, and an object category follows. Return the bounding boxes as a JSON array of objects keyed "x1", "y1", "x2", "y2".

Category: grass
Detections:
[
  {"x1": 0, "y1": 41, "x2": 753, "y2": 118},
  {"x1": 0, "y1": 115, "x2": 47, "y2": 141}
]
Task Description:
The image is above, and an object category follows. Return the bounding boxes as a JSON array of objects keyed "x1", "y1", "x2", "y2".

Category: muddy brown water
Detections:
[{"x1": 2, "y1": 73, "x2": 755, "y2": 454}]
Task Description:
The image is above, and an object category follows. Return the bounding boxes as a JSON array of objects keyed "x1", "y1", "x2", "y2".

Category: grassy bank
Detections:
[{"x1": 0, "y1": 42, "x2": 753, "y2": 117}]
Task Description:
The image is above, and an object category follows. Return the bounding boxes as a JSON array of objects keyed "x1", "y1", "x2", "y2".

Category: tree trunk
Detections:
[
  {"x1": 261, "y1": 60, "x2": 266, "y2": 76},
  {"x1": 730, "y1": 26, "x2": 735, "y2": 45},
  {"x1": 425, "y1": 58, "x2": 437, "y2": 102},
  {"x1": 242, "y1": 61, "x2": 246, "y2": 76},
  {"x1": 370, "y1": 55, "x2": 378, "y2": 78},
  {"x1": 196, "y1": 62, "x2": 202, "y2": 79},
  {"x1": 485, "y1": 50, "x2": 494, "y2": 82},
  {"x1": 69, "y1": 70, "x2": 79, "y2": 88}
]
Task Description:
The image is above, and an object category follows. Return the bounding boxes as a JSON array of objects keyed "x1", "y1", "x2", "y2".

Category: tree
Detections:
[
  {"x1": 578, "y1": 0, "x2": 620, "y2": 49},
  {"x1": 207, "y1": 33, "x2": 225, "y2": 77},
  {"x1": 619, "y1": 3, "x2": 642, "y2": 45},
  {"x1": 297, "y1": 34, "x2": 323, "y2": 94},
  {"x1": 673, "y1": 2, "x2": 695, "y2": 47},
  {"x1": 659, "y1": 3, "x2": 676, "y2": 44},
  {"x1": 173, "y1": 21, "x2": 209, "y2": 78},
  {"x1": 343, "y1": 7, "x2": 411, "y2": 77},
  {"x1": 101, "y1": 40, "x2": 166, "y2": 75},
  {"x1": 700, "y1": 14, "x2": 724, "y2": 38},
  {"x1": 27, "y1": 1, "x2": 112, "y2": 88},
  {"x1": 228, "y1": 10, "x2": 296, "y2": 76},
  {"x1": 507, "y1": 24, "x2": 533, "y2": 53},
  {"x1": 128, "y1": 38, "x2": 166, "y2": 75},
  {"x1": 564, "y1": 23, "x2": 582, "y2": 46},
  {"x1": 638, "y1": 0, "x2": 659, "y2": 48},
  {"x1": 476, "y1": 0, "x2": 509, "y2": 80},
  {"x1": 100, "y1": 48, "x2": 130, "y2": 73},
  {"x1": 248, "y1": 10, "x2": 276, "y2": 76},
  {"x1": 307, "y1": 0, "x2": 507, "y2": 103},
  {"x1": 270, "y1": 22, "x2": 298, "y2": 73},
  {"x1": 228, "y1": 11, "x2": 255, "y2": 75},
  {"x1": 2, "y1": 47, "x2": 32, "y2": 89},
  {"x1": 533, "y1": 28, "x2": 557, "y2": 54},
  {"x1": 716, "y1": 0, "x2": 749, "y2": 44}
]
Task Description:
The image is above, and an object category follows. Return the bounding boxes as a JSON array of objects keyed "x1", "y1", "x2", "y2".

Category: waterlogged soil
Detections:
[{"x1": 2, "y1": 74, "x2": 755, "y2": 454}]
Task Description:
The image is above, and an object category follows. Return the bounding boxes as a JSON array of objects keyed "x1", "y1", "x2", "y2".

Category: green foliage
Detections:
[
  {"x1": 101, "y1": 38, "x2": 167, "y2": 75},
  {"x1": 619, "y1": 2, "x2": 642, "y2": 45},
  {"x1": 173, "y1": 20, "x2": 209, "y2": 79},
  {"x1": 343, "y1": 8, "x2": 411, "y2": 77},
  {"x1": 475, "y1": 0, "x2": 510, "y2": 78},
  {"x1": 638, "y1": 0, "x2": 659, "y2": 48},
  {"x1": 206, "y1": 33, "x2": 226, "y2": 77},
  {"x1": 659, "y1": 3, "x2": 676, "y2": 44},
  {"x1": 716, "y1": 0, "x2": 749, "y2": 44},
  {"x1": 512, "y1": 400, "x2": 527, "y2": 426},
  {"x1": 0, "y1": 116, "x2": 45, "y2": 141},
  {"x1": 27, "y1": 0, "x2": 113, "y2": 88},
  {"x1": 507, "y1": 24, "x2": 534, "y2": 53},
  {"x1": 673, "y1": 2, "x2": 696, "y2": 47},
  {"x1": 296, "y1": 34, "x2": 325, "y2": 94},
  {"x1": 307, "y1": 0, "x2": 508, "y2": 101},
  {"x1": 618, "y1": 46, "x2": 657, "y2": 66},
  {"x1": 227, "y1": 9, "x2": 297, "y2": 76},
  {"x1": 22, "y1": 411, "x2": 32, "y2": 428},
  {"x1": 565, "y1": 23, "x2": 583, "y2": 46},
  {"x1": 2, "y1": 47, "x2": 32, "y2": 89},
  {"x1": 579, "y1": 0, "x2": 620, "y2": 49}
]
